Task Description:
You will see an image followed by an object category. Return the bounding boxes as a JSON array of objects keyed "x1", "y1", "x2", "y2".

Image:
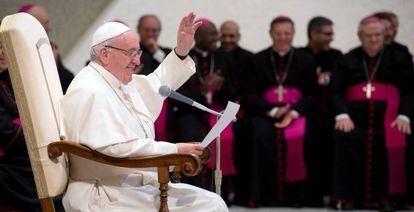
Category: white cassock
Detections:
[{"x1": 60, "y1": 52, "x2": 228, "y2": 212}]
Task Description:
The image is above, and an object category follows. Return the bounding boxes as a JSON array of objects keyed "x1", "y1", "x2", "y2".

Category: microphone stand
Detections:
[{"x1": 214, "y1": 113, "x2": 222, "y2": 195}]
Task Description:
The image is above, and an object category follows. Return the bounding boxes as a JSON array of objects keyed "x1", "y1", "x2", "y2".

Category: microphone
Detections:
[{"x1": 159, "y1": 85, "x2": 223, "y2": 117}]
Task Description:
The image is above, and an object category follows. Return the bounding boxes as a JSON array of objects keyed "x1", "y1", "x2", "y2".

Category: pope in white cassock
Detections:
[{"x1": 59, "y1": 13, "x2": 228, "y2": 211}]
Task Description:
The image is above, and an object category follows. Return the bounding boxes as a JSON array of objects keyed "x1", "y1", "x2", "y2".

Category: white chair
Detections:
[{"x1": 0, "y1": 13, "x2": 207, "y2": 212}]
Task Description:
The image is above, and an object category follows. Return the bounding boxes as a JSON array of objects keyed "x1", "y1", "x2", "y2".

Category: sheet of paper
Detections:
[{"x1": 201, "y1": 101, "x2": 240, "y2": 148}]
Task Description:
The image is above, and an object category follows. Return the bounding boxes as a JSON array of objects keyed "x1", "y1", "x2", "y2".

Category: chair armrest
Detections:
[{"x1": 48, "y1": 141, "x2": 202, "y2": 177}]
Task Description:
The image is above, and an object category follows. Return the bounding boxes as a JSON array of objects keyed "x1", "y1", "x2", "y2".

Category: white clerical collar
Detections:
[
  {"x1": 89, "y1": 61, "x2": 123, "y2": 90},
  {"x1": 272, "y1": 47, "x2": 291, "y2": 57},
  {"x1": 194, "y1": 47, "x2": 209, "y2": 58}
]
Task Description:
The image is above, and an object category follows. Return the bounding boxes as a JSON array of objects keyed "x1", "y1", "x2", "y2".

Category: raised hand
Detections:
[{"x1": 175, "y1": 12, "x2": 202, "y2": 57}]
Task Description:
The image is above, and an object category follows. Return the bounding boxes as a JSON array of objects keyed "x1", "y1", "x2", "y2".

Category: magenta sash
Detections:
[
  {"x1": 154, "y1": 100, "x2": 168, "y2": 141},
  {"x1": 12, "y1": 118, "x2": 21, "y2": 126},
  {"x1": 263, "y1": 86, "x2": 306, "y2": 182},
  {"x1": 346, "y1": 82, "x2": 406, "y2": 194}
]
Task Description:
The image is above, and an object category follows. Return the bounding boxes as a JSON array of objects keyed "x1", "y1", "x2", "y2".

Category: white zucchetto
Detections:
[{"x1": 91, "y1": 22, "x2": 131, "y2": 47}]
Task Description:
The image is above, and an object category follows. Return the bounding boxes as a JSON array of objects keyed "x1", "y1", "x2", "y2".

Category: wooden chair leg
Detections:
[
  {"x1": 40, "y1": 197, "x2": 55, "y2": 212},
  {"x1": 158, "y1": 166, "x2": 169, "y2": 212}
]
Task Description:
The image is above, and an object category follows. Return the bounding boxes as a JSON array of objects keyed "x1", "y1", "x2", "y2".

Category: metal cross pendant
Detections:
[
  {"x1": 363, "y1": 82, "x2": 375, "y2": 99},
  {"x1": 275, "y1": 85, "x2": 286, "y2": 101}
]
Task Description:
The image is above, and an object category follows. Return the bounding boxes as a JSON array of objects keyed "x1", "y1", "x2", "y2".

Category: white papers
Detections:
[{"x1": 201, "y1": 101, "x2": 240, "y2": 147}]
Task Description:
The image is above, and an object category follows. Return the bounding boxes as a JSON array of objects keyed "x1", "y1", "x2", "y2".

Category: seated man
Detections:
[
  {"x1": 248, "y1": 16, "x2": 317, "y2": 206},
  {"x1": 331, "y1": 16, "x2": 413, "y2": 210},
  {"x1": 60, "y1": 13, "x2": 228, "y2": 211}
]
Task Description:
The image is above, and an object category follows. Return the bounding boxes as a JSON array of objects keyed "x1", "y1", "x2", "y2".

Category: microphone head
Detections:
[{"x1": 159, "y1": 85, "x2": 171, "y2": 97}]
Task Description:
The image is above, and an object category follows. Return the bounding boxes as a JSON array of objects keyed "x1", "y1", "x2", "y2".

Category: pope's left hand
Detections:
[
  {"x1": 391, "y1": 117, "x2": 411, "y2": 135},
  {"x1": 175, "y1": 12, "x2": 202, "y2": 57}
]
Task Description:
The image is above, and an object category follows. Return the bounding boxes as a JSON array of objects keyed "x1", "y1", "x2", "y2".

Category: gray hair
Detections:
[
  {"x1": 357, "y1": 17, "x2": 384, "y2": 36},
  {"x1": 90, "y1": 39, "x2": 114, "y2": 62}
]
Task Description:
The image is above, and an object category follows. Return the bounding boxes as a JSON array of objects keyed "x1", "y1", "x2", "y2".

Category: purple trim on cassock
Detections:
[
  {"x1": 12, "y1": 118, "x2": 21, "y2": 126},
  {"x1": 154, "y1": 100, "x2": 168, "y2": 141},
  {"x1": 263, "y1": 86, "x2": 306, "y2": 182},
  {"x1": 346, "y1": 82, "x2": 406, "y2": 194}
]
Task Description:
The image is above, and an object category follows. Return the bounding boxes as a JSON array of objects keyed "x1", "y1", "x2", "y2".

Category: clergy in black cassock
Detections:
[
  {"x1": 374, "y1": 13, "x2": 414, "y2": 206},
  {"x1": 166, "y1": 19, "x2": 237, "y2": 196},
  {"x1": 136, "y1": 15, "x2": 172, "y2": 76},
  {"x1": 219, "y1": 20, "x2": 256, "y2": 206},
  {"x1": 299, "y1": 16, "x2": 342, "y2": 206},
  {"x1": 331, "y1": 16, "x2": 414, "y2": 210},
  {"x1": 248, "y1": 16, "x2": 317, "y2": 206}
]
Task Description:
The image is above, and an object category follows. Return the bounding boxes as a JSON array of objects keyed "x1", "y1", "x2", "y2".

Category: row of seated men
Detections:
[
  {"x1": 1, "y1": 4, "x2": 413, "y2": 212},
  {"x1": 138, "y1": 12, "x2": 414, "y2": 212}
]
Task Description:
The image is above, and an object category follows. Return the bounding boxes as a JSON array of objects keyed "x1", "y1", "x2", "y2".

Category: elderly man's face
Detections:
[
  {"x1": 106, "y1": 31, "x2": 141, "y2": 84},
  {"x1": 195, "y1": 23, "x2": 219, "y2": 52},
  {"x1": 137, "y1": 16, "x2": 161, "y2": 46},
  {"x1": 359, "y1": 22, "x2": 384, "y2": 55},
  {"x1": 270, "y1": 22, "x2": 294, "y2": 52},
  {"x1": 0, "y1": 42, "x2": 8, "y2": 71}
]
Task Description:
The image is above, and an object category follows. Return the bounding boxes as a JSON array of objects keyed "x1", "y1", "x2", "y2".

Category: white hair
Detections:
[
  {"x1": 89, "y1": 39, "x2": 114, "y2": 62},
  {"x1": 357, "y1": 19, "x2": 384, "y2": 36}
]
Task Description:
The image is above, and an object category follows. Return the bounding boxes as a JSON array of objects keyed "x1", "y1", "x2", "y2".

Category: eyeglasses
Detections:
[{"x1": 105, "y1": 45, "x2": 142, "y2": 58}]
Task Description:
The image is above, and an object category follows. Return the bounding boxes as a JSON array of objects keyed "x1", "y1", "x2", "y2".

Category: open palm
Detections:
[{"x1": 175, "y1": 12, "x2": 202, "y2": 56}]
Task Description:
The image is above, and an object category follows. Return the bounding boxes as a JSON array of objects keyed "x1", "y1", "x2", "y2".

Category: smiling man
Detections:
[
  {"x1": 248, "y1": 16, "x2": 317, "y2": 207},
  {"x1": 59, "y1": 13, "x2": 228, "y2": 211},
  {"x1": 331, "y1": 16, "x2": 414, "y2": 211}
]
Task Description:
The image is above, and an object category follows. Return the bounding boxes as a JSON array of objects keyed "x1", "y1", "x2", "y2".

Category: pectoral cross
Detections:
[
  {"x1": 363, "y1": 82, "x2": 375, "y2": 99},
  {"x1": 275, "y1": 85, "x2": 286, "y2": 101}
]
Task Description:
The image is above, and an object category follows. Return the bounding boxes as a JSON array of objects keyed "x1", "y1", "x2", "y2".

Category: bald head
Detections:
[
  {"x1": 220, "y1": 20, "x2": 240, "y2": 52},
  {"x1": 137, "y1": 15, "x2": 161, "y2": 45},
  {"x1": 27, "y1": 5, "x2": 51, "y2": 34}
]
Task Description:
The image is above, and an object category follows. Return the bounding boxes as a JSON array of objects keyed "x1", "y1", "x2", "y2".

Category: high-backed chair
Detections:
[{"x1": 0, "y1": 13, "x2": 207, "y2": 212}]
